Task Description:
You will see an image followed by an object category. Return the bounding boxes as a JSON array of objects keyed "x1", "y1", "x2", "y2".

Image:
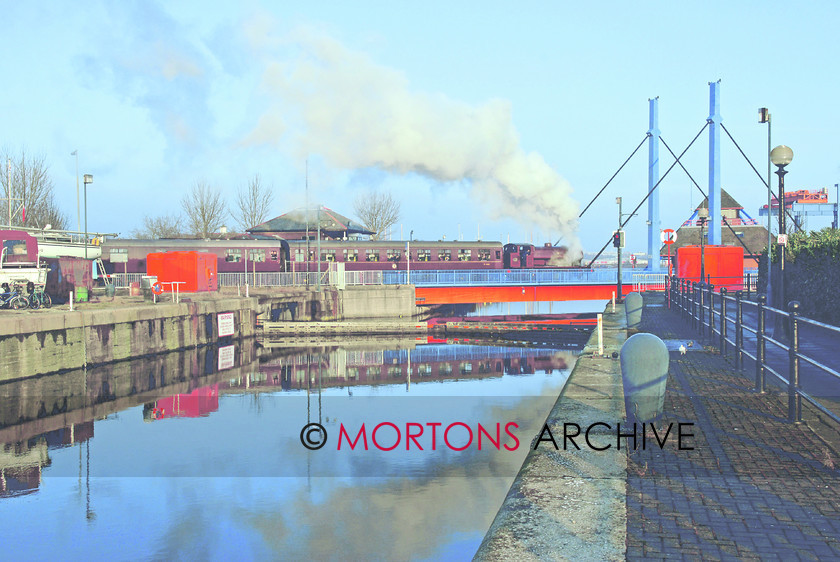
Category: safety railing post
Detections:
[
  {"x1": 746, "y1": 273, "x2": 751, "y2": 298},
  {"x1": 720, "y1": 287, "x2": 728, "y2": 356},
  {"x1": 692, "y1": 281, "x2": 697, "y2": 327},
  {"x1": 665, "y1": 275, "x2": 670, "y2": 309},
  {"x1": 756, "y1": 294, "x2": 766, "y2": 393},
  {"x1": 788, "y1": 301, "x2": 802, "y2": 423},
  {"x1": 698, "y1": 282, "x2": 704, "y2": 335},
  {"x1": 735, "y1": 290, "x2": 743, "y2": 370},
  {"x1": 707, "y1": 284, "x2": 715, "y2": 339}
]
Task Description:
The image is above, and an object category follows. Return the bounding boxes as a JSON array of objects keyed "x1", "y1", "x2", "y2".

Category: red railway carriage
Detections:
[
  {"x1": 101, "y1": 237, "x2": 290, "y2": 275},
  {"x1": 100, "y1": 236, "x2": 573, "y2": 276},
  {"x1": 289, "y1": 239, "x2": 505, "y2": 272}
]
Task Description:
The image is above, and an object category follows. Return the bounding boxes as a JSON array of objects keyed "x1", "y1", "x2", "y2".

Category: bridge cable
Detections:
[
  {"x1": 578, "y1": 134, "x2": 650, "y2": 219},
  {"x1": 659, "y1": 135, "x2": 759, "y2": 259},
  {"x1": 720, "y1": 122, "x2": 802, "y2": 233},
  {"x1": 585, "y1": 122, "x2": 709, "y2": 268}
]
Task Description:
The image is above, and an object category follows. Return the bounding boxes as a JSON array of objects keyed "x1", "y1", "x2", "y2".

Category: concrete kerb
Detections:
[{"x1": 475, "y1": 302, "x2": 628, "y2": 561}]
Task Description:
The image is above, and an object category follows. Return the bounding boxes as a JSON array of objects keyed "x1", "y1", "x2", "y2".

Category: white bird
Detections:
[{"x1": 679, "y1": 344, "x2": 687, "y2": 355}]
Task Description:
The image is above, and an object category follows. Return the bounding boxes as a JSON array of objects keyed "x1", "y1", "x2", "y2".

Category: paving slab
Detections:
[{"x1": 627, "y1": 292, "x2": 840, "y2": 560}]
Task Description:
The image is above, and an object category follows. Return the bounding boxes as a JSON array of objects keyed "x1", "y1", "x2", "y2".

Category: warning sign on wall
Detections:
[{"x1": 217, "y1": 312, "x2": 235, "y2": 337}]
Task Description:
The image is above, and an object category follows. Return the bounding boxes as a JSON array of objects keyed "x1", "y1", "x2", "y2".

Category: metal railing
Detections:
[
  {"x1": 109, "y1": 273, "x2": 147, "y2": 288},
  {"x1": 632, "y1": 273, "x2": 667, "y2": 292},
  {"x1": 118, "y1": 267, "x2": 702, "y2": 289},
  {"x1": 383, "y1": 268, "x2": 642, "y2": 287},
  {"x1": 667, "y1": 276, "x2": 840, "y2": 425}
]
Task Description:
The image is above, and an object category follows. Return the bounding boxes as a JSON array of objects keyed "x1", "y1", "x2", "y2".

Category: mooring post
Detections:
[
  {"x1": 597, "y1": 313, "x2": 604, "y2": 356},
  {"x1": 621, "y1": 333, "x2": 669, "y2": 423},
  {"x1": 625, "y1": 292, "x2": 643, "y2": 330}
]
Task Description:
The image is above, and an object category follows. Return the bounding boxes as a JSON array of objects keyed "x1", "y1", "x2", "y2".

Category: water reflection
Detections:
[{"x1": 0, "y1": 337, "x2": 578, "y2": 559}]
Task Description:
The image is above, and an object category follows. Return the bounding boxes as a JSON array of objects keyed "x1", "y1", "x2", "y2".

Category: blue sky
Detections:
[{"x1": 2, "y1": 1, "x2": 838, "y2": 254}]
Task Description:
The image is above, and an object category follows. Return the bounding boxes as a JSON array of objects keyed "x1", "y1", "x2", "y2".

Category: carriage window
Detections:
[
  {"x1": 365, "y1": 249, "x2": 380, "y2": 262},
  {"x1": 249, "y1": 249, "x2": 265, "y2": 262},
  {"x1": 225, "y1": 249, "x2": 241, "y2": 262},
  {"x1": 295, "y1": 248, "x2": 306, "y2": 262},
  {"x1": 417, "y1": 249, "x2": 431, "y2": 262},
  {"x1": 3, "y1": 239, "x2": 27, "y2": 256},
  {"x1": 438, "y1": 249, "x2": 451, "y2": 261},
  {"x1": 496, "y1": 250, "x2": 501, "y2": 259},
  {"x1": 387, "y1": 249, "x2": 402, "y2": 261},
  {"x1": 439, "y1": 363, "x2": 453, "y2": 375},
  {"x1": 270, "y1": 250, "x2": 278, "y2": 261},
  {"x1": 458, "y1": 249, "x2": 471, "y2": 261},
  {"x1": 344, "y1": 249, "x2": 358, "y2": 262},
  {"x1": 418, "y1": 364, "x2": 432, "y2": 376},
  {"x1": 110, "y1": 248, "x2": 128, "y2": 262},
  {"x1": 320, "y1": 249, "x2": 336, "y2": 262}
]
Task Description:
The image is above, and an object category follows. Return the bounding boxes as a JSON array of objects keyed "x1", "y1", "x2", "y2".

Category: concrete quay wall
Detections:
[
  {"x1": 0, "y1": 297, "x2": 257, "y2": 382},
  {"x1": 475, "y1": 303, "x2": 628, "y2": 560},
  {"x1": 240, "y1": 285, "x2": 418, "y2": 321},
  {"x1": 0, "y1": 286, "x2": 417, "y2": 382}
]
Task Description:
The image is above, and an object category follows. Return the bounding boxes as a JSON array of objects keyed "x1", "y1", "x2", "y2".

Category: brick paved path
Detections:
[{"x1": 627, "y1": 293, "x2": 840, "y2": 560}]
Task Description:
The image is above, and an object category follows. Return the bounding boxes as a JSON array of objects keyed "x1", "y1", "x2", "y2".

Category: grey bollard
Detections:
[
  {"x1": 625, "y1": 291, "x2": 643, "y2": 329},
  {"x1": 620, "y1": 333, "x2": 669, "y2": 423}
]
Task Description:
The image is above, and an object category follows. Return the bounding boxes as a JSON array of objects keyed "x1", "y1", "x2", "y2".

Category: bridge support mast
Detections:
[
  {"x1": 708, "y1": 80, "x2": 722, "y2": 245},
  {"x1": 646, "y1": 97, "x2": 661, "y2": 271}
]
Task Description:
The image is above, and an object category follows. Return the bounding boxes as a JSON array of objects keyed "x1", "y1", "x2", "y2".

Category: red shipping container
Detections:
[
  {"x1": 677, "y1": 245, "x2": 744, "y2": 290},
  {"x1": 146, "y1": 251, "x2": 218, "y2": 293}
]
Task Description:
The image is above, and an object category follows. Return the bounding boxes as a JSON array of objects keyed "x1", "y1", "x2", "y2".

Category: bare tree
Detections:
[
  {"x1": 232, "y1": 174, "x2": 274, "y2": 231},
  {"x1": 181, "y1": 180, "x2": 227, "y2": 238},
  {"x1": 132, "y1": 213, "x2": 184, "y2": 238},
  {"x1": 0, "y1": 149, "x2": 68, "y2": 229},
  {"x1": 353, "y1": 190, "x2": 401, "y2": 240}
]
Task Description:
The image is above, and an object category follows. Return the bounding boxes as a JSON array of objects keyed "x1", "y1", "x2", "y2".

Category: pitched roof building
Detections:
[
  {"x1": 661, "y1": 189, "x2": 769, "y2": 268},
  {"x1": 247, "y1": 206, "x2": 374, "y2": 240}
]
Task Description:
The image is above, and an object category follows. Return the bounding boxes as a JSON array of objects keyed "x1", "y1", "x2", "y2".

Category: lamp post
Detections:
[
  {"x1": 699, "y1": 215, "x2": 707, "y2": 284},
  {"x1": 83, "y1": 174, "x2": 92, "y2": 259},
  {"x1": 770, "y1": 145, "x2": 793, "y2": 312},
  {"x1": 407, "y1": 229, "x2": 413, "y2": 285},
  {"x1": 758, "y1": 108, "x2": 772, "y2": 302},
  {"x1": 72, "y1": 150, "x2": 81, "y2": 233}
]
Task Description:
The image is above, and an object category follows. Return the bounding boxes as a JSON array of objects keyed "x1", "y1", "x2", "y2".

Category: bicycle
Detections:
[
  {"x1": 26, "y1": 282, "x2": 51, "y2": 309},
  {"x1": 0, "y1": 285, "x2": 28, "y2": 310}
]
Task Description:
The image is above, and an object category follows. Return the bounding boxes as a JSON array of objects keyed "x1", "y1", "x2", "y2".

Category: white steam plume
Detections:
[{"x1": 245, "y1": 27, "x2": 581, "y2": 257}]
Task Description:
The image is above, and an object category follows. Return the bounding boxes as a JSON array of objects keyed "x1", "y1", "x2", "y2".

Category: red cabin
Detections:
[
  {"x1": 146, "y1": 251, "x2": 218, "y2": 293},
  {"x1": 677, "y1": 245, "x2": 744, "y2": 290}
]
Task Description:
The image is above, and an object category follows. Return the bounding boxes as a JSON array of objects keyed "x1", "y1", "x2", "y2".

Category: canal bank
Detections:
[
  {"x1": 0, "y1": 295, "x2": 258, "y2": 382},
  {"x1": 0, "y1": 285, "x2": 419, "y2": 382},
  {"x1": 475, "y1": 301, "x2": 628, "y2": 560}
]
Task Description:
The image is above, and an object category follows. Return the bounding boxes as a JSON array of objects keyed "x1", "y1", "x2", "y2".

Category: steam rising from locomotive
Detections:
[{"x1": 245, "y1": 28, "x2": 581, "y2": 264}]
